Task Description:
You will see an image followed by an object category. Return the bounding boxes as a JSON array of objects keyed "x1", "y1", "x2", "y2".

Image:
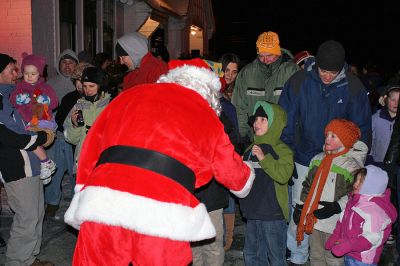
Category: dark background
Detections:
[{"x1": 210, "y1": 0, "x2": 399, "y2": 80}]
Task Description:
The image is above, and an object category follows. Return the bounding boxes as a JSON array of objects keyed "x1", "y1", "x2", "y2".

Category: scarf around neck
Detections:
[{"x1": 296, "y1": 148, "x2": 349, "y2": 245}]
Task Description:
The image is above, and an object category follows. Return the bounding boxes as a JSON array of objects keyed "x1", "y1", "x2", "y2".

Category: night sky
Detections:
[{"x1": 210, "y1": 0, "x2": 400, "y2": 79}]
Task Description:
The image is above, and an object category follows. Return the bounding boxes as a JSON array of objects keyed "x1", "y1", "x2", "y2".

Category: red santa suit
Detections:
[{"x1": 64, "y1": 59, "x2": 255, "y2": 265}]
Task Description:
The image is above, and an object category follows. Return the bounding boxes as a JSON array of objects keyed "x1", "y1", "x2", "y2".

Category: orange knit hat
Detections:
[
  {"x1": 256, "y1": 31, "x2": 281, "y2": 56},
  {"x1": 325, "y1": 119, "x2": 361, "y2": 148}
]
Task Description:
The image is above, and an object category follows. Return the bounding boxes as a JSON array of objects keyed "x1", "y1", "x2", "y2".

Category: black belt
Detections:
[{"x1": 96, "y1": 145, "x2": 195, "y2": 193}]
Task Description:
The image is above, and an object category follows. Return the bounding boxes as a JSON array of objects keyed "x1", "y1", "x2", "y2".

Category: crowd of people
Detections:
[{"x1": 0, "y1": 28, "x2": 399, "y2": 266}]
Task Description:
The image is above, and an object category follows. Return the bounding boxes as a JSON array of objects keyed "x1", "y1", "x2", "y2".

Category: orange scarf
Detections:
[{"x1": 296, "y1": 148, "x2": 349, "y2": 246}]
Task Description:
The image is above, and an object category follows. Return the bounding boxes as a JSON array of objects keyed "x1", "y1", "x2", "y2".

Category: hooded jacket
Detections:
[
  {"x1": 326, "y1": 166, "x2": 397, "y2": 264},
  {"x1": 239, "y1": 101, "x2": 294, "y2": 221},
  {"x1": 279, "y1": 60, "x2": 372, "y2": 167},
  {"x1": 47, "y1": 49, "x2": 78, "y2": 101},
  {"x1": 116, "y1": 33, "x2": 168, "y2": 90},
  {"x1": 232, "y1": 49, "x2": 299, "y2": 138}
]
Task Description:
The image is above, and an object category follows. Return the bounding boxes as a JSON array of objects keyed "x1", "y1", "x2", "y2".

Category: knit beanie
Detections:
[
  {"x1": 248, "y1": 101, "x2": 274, "y2": 127},
  {"x1": 21, "y1": 53, "x2": 46, "y2": 76},
  {"x1": 359, "y1": 165, "x2": 388, "y2": 195},
  {"x1": 0, "y1": 53, "x2": 16, "y2": 73},
  {"x1": 324, "y1": 119, "x2": 360, "y2": 148},
  {"x1": 315, "y1": 40, "x2": 345, "y2": 71},
  {"x1": 256, "y1": 31, "x2": 281, "y2": 56},
  {"x1": 81, "y1": 67, "x2": 106, "y2": 88}
]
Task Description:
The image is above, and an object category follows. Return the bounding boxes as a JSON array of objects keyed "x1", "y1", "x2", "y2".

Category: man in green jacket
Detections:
[{"x1": 232, "y1": 31, "x2": 299, "y2": 142}]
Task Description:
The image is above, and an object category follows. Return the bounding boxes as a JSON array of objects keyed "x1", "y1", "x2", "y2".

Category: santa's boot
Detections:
[{"x1": 224, "y1": 213, "x2": 235, "y2": 251}]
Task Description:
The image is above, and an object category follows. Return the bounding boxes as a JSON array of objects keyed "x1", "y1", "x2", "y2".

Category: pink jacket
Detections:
[
  {"x1": 10, "y1": 78, "x2": 59, "y2": 123},
  {"x1": 325, "y1": 189, "x2": 397, "y2": 264}
]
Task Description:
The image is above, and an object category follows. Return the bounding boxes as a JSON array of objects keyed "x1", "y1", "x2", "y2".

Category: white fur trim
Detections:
[
  {"x1": 64, "y1": 186, "x2": 216, "y2": 241},
  {"x1": 74, "y1": 184, "x2": 84, "y2": 193},
  {"x1": 230, "y1": 161, "x2": 255, "y2": 198},
  {"x1": 157, "y1": 65, "x2": 222, "y2": 115}
]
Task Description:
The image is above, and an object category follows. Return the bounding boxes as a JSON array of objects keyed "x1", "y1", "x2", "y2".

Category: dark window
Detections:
[{"x1": 59, "y1": 0, "x2": 76, "y2": 51}]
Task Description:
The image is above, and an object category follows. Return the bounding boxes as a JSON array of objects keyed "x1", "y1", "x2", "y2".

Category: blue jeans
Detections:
[
  {"x1": 344, "y1": 255, "x2": 376, "y2": 266},
  {"x1": 45, "y1": 138, "x2": 74, "y2": 205},
  {"x1": 244, "y1": 219, "x2": 287, "y2": 266}
]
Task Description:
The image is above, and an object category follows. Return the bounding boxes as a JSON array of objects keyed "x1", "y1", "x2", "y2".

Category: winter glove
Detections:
[
  {"x1": 331, "y1": 240, "x2": 353, "y2": 257},
  {"x1": 313, "y1": 201, "x2": 341, "y2": 220},
  {"x1": 292, "y1": 204, "x2": 303, "y2": 225},
  {"x1": 325, "y1": 235, "x2": 340, "y2": 250}
]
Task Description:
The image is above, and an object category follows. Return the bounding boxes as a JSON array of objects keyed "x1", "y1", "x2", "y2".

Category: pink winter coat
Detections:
[
  {"x1": 10, "y1": 78, "x2": 59, "y2": 123},
  {"x1": 325, "y1": 189, "x2": 397, "y2": 264}
]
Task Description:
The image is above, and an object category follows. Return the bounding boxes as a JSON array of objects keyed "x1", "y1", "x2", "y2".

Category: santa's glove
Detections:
[
  {"x1": 313, "y1": 201, "x2": 341, "y2": 219},
  {"x1": 292, "y1": 204, "x2": 303, "y2": 225}
]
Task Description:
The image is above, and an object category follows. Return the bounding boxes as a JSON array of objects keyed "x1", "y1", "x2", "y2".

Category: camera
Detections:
[{"x1": 76, "y1": 110, "x2": 85, "y2": 127}]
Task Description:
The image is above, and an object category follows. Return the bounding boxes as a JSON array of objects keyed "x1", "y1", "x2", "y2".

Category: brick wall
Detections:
[{"x1": 0, "y1": 0, "x2": 32, "y2": 67}]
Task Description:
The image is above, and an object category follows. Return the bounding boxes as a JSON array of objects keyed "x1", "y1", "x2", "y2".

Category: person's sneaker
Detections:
[
  {"x1": 30, "y1": 258, "x2": 54, "y2": 266},
  {"x1": 40, "y1": 160, "x2": 56, "y2": 180}
]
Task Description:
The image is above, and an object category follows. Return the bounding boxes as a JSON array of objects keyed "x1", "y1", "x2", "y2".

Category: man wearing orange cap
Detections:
[{"x1": 232, "y1": 31, "x2": 299, "y2": 144}]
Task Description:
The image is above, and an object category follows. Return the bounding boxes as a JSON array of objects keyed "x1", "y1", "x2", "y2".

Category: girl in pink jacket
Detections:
[{"x1": 325, "y1": 165, "x2": 397, "y2": 265}]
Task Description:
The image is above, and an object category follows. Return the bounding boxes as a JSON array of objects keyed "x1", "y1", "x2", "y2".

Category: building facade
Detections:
[{"x1": 0, "y1": 0, "x2": 215, "y2": 78}]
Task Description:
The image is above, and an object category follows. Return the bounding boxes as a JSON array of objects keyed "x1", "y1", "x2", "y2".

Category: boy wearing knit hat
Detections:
[
  {"x1": 293, "y1": 119, "x2": 368, "y2": 265},
  {"x1": 326, "y1": 165, "x2": 397, "y2": 265},
  {"x1": 239, "y1": 100, "x2": 293, "y2": 266}
]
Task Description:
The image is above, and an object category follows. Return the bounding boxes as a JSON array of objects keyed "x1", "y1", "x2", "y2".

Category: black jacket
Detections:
[
  {"x1": 194, "y1": 111, "x2": 238, "y2": 211},
  {"x1": 0, "y1": 123, "x2": 47, "y2": 182}
]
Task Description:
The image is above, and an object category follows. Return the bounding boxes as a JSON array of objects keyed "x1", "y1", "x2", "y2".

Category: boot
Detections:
[{"x1": 224, "y1": 213, "x2": 235, "y2": 251}]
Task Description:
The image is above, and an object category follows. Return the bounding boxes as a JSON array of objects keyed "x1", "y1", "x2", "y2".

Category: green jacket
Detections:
[
  {"x1": 242, "y1": 101, "x2": 294, "y2": 221},
  {"x1": 232, "y1": 49, "x2": 299, "y2": 138},
  {"x1": 64, "y1": 93, "x2": 111, "y2": 173}
]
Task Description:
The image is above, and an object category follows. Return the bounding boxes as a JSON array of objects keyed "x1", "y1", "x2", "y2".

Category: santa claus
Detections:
[{"x1": 64, "y1": 58, "x2": 254, "y2": 265}]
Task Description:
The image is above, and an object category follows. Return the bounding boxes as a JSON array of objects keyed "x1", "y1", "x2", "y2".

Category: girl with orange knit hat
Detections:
[{"x1": 292, "y1": 119, "x2": 368, "y2": 265}]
